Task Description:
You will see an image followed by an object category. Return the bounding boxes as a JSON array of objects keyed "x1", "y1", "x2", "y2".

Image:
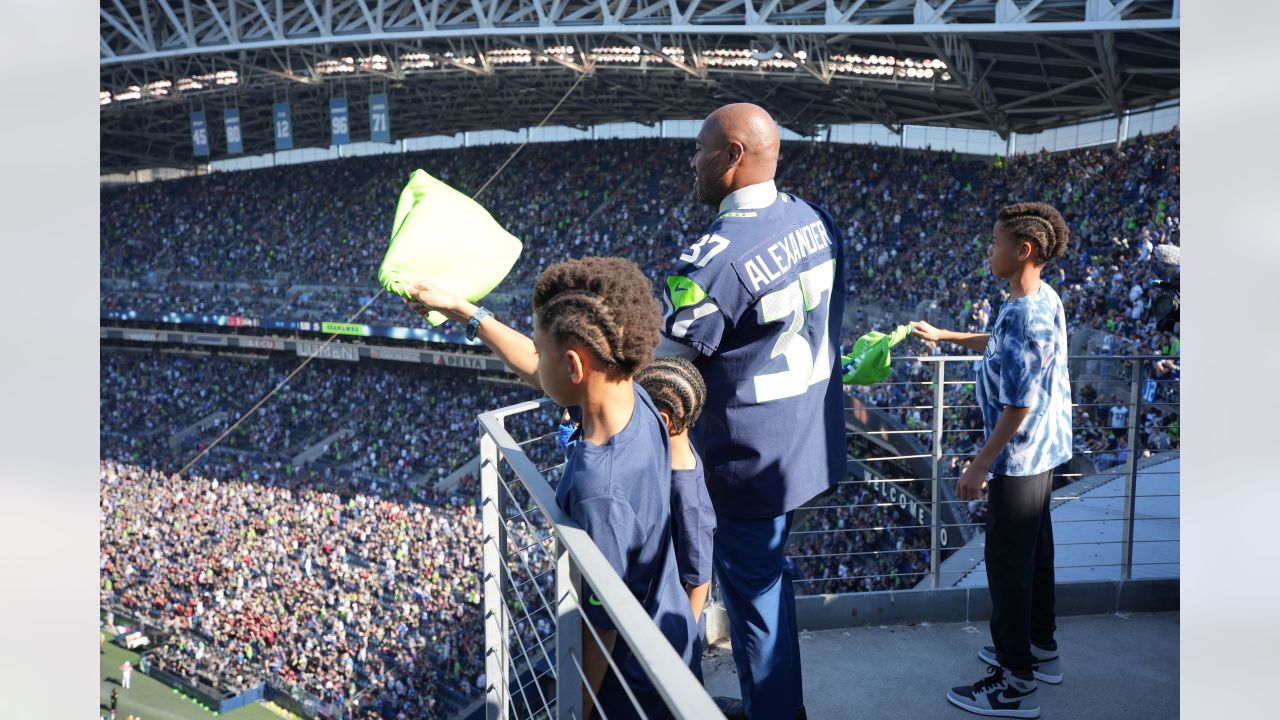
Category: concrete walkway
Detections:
[{"x1": 703, "y1": 611, "x2": 1178, "y2": 720}]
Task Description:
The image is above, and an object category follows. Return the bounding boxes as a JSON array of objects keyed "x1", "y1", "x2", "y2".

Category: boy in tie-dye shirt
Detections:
[{"x1": 911, "y1": 201, "x2": 1072, "y2": 720}]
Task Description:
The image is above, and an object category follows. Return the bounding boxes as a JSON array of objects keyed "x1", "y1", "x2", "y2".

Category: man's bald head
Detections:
[{"x1": 689, "y1": 103, "x2": 781, "y2": 207}]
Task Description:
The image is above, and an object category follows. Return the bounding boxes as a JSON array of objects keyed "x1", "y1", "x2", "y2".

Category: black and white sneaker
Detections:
[
  {"x1": 978, "y1": 644, "x2": 1062, "y2": 684},
  {"x1": 947, "y1": 665, "x2": 1040, "y2": 718}
]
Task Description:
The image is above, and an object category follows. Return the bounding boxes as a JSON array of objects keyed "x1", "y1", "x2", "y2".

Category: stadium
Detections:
[{"x1": 99, "y1": 2, "x2": 1180, "y2": 719}]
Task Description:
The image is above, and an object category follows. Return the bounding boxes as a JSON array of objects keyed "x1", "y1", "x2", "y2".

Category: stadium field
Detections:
[{"x1": 99, "y1": 631, "x2": 280, "y2": 720}]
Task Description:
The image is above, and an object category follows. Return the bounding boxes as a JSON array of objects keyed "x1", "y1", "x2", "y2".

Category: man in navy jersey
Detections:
[{"x1": 658, "y1": 103, "x2": 846, "y2": 719}]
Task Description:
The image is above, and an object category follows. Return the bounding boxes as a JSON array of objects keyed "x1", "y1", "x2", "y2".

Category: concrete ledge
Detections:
[
  {"x1": 791, "y1": 578, "x2": 1178, "y2": 631},
  {"x1": 1118, "y1": 577, "x2": 1179, "y2": 613},
  {"x1": 166, "y1": 411, "x2": 228, "y2": 449},
  {"x1": 290, "y1": 429, "x2": 353, "y2": 467},
  {"x1": 438, "y1": 455, "x2": 481, "y2": 492}
]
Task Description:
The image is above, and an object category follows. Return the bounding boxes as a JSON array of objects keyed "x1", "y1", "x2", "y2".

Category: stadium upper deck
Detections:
[{"x1": 99, "y1": 0, "x2": 1179, "y2": 173}]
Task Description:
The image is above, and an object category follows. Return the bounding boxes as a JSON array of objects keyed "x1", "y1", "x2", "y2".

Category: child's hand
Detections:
[
  {"x1": 956, "y1": 459, "x2": 989, "y2": 500},
  {"x1": 556, "y1": 411, "x2": 578, "y2": 452},
  {"x1": 402, "y1": 297, "x2": 432, "y2": 323},
  {"x1": 908, "y1": 319, "x2": 946, "y2": 343},
  {"x1": 406, "y1": 279, "x2": 471, "y2": 320}
]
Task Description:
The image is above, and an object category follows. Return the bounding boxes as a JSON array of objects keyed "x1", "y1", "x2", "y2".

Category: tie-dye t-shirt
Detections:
[{"x1": 975, "y1": 283, "x2": 1073, "y2": 476}]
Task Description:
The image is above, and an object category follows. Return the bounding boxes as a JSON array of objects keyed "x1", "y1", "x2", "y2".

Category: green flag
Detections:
[
  {"x1": 377, "y1": 170, "x2": 523, "y2": 326},
  {"x1": 840, "y1": 324, "x2": 913, "y2": 385}
]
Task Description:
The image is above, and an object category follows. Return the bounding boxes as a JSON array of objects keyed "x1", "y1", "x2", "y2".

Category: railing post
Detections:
[
  {"x1": 481, "y1": 430, "x2": 511, "y2": 720},
  {"x1": 555, "y1": 534, "x2": 583, "y2": 720},
  {"x1": 1120, "y1": 359, "x2": 1144, "y2": 580},
  {"x1": 930, "y1": 359, "x2": 945, "y2": 588}
]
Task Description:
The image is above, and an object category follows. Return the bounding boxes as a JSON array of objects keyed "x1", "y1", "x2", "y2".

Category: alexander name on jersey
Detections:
[{"x1": 738, "y1": 217, "x2": 836, "y2": 293}]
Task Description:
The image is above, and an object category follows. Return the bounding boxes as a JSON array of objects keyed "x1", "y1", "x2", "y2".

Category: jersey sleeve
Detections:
[
  {"x1": 569, "y1": 495, "x2": 638, "y2": 632},
  {"x1": 661, "y1": 228, "x2": 741, "y2": 357}
]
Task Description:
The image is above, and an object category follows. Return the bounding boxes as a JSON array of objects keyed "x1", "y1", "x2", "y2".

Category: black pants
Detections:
[{"x1": 985, "y1": 469, "x2": 1058, "y2": 673}]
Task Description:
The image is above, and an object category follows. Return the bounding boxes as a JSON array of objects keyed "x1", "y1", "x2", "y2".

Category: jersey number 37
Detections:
[{"x1": 753, "y1": 259, "x2": 837, "y2": 403}]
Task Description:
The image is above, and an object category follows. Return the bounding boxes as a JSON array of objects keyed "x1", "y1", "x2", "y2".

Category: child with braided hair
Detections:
[
  {"x1": 634, "y1": 357, "x2": 716, "y2": 625},
  {"x1": 405, "y1": 257, "x2": 700, "y2": 720},
  {"x1": 559, "y1": 356, "x2": 716, "y2": 623},
  {"x1": 912, "y1": 201, "x2": 1073, "y2": 719}
]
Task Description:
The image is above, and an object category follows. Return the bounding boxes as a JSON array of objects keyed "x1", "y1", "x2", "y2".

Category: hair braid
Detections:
[
  {"x1": 532, "y1": 257, "x2": 662, "y2": 379},
  {"x1": 997, "y1": 201, "x2": 1070, "y2": 265},
  {"x1": 540, "y1": 291, "x2": 625, "y2": 365},
  {"x1": 635, "y1": 356, "x2": 707, "y2": 433}
]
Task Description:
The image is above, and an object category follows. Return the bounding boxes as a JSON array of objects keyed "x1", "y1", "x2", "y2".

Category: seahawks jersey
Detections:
[{"x1": 661, "y1": 192, "x2": 846, "y2": 519}]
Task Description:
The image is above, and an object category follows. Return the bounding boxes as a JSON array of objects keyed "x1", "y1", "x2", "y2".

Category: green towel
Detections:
[
  {"x1": 841, "y1": 324, "x2": 913, "y2": 385},
  {"x1": 377, "y1": 169, "x2": 523, "y2": 326}
]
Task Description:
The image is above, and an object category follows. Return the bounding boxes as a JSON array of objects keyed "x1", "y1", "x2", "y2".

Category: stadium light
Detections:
[
  {"x1": 400, "y1": 53, "x2": 435, "y2": 70},
  {"x1": 99, "y1": 46, "x2": 948, "y2": 108},
  {"x1": 316, "y1": 58, "x2": 357, "y2": 74}
]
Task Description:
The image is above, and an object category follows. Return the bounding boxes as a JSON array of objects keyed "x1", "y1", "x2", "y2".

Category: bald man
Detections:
[{"x1": 658, "y1": 104, "x2": 846, "y2": 719}]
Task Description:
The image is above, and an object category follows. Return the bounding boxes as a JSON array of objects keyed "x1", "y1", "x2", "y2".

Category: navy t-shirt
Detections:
[
  {"x1": 554, "y1": 384, "x2": 699, "y2": 719},
  {"x1": 560, "y1": 409, "x2": 717, "y2": 588},
  {"x1": 661, "y1": 192, "x2": 847, "y2": 518},
  {"x1": 671, "y1": 447, "x2": 716, "y2": 587}
]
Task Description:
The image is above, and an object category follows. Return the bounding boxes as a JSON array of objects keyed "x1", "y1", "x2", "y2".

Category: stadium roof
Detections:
[{"x1": 100, "y1": 0, "x2": 1179, "y2": 173}]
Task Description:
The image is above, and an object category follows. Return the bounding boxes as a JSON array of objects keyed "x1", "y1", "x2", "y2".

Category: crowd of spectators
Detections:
[
  {"x1": 102, "y1": 459, "x2": 485, "y2": 719},
  {"x1": 102, "y1": 350, "x2": 535, "y2": 486},
  {"x1": 102, "y1": 132, "x2": 1178, "y2": 343},
  {"x1": 101, "y1": 350, "x2": 546, "y2": 718},
  {"x1": 789, "y1": 483, "x2": 932, "y2": 594}
]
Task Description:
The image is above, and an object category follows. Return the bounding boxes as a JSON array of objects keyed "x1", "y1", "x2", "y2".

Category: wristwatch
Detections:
[{"x1": 465, "y1": 306, "x2": 494, "y2": 342}]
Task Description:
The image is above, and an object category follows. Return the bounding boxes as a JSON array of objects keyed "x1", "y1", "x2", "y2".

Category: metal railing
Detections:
[
  {"x1": 477, "y1": 354, "x2": 1179, "y2": 718},
  {"x1": 812, "y1": 354, "x2": 1179, "y2": 593},
  {"x1": 478, "y1": 401, "x2": 723, "y2": 720}
]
